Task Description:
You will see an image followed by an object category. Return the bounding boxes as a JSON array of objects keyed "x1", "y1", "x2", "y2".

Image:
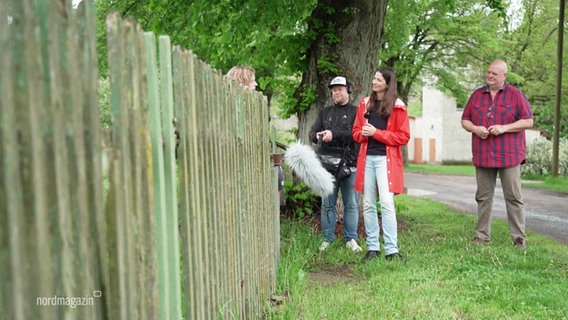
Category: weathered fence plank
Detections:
[
  {"x1": 1, "y1": 1, "x2": 104, "y2": 319},
  {"x1": 106, "y1": 13, "x2": 161, "y2": 319},
  {"x1": 174, "y1": 48, "x2": 207, "y2": 320}
]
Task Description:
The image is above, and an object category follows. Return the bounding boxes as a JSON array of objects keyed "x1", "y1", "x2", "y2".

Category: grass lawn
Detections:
[
  {"x1": 268, "y1": 195, "x2": 568, "y2": 319},
  {"x1": 405, "y1": 163, "x2": 476, "y2": 176}
]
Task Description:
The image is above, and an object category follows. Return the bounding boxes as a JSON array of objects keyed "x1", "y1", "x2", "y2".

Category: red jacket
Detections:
[{"x1": 352, "y1": 97, "x2": 410, "y2": 194}]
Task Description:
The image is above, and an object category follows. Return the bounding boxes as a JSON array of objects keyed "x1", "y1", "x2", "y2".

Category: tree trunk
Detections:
[{"x1": 295, "y1": 0, "x2": 388, "y2": 143}]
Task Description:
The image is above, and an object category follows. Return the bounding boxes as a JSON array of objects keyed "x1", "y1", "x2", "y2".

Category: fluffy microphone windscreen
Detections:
[{"x1": 284, "y1": 142, "x2": 335, "y2": 197}]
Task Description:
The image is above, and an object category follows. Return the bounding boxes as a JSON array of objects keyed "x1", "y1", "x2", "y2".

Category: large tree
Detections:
[{"x1": 293, "y1": 1, "x2": 387, "y2": 143}]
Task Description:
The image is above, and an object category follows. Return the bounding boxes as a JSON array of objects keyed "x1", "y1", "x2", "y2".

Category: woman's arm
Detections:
[{"x1": 371, "y1": 105, "x2": 410, "y2": 146}]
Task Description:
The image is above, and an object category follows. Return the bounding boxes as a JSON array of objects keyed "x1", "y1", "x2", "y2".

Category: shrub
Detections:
[
  {"x1": 522, "y1": 137, "x2": 568, "y2": 177},
  {"x1": 98, "y1": 77, "x2": 111, "y2": 128},
  {"x1": 281, "y1": 178, "x2": 320, "y2": 219}
]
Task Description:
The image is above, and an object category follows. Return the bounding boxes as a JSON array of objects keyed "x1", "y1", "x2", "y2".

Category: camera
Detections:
[{"x1": 335, "y1": 162, "x2": 351, "y2": 181}]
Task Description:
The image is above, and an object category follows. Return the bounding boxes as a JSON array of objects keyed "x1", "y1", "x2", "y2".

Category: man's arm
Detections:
[
  {"x1": 309, "y1": 110, "x2": 325, "y2": 144},
  {"x1": 462, "y1": 119, "x2": 490, "y2": 139}
]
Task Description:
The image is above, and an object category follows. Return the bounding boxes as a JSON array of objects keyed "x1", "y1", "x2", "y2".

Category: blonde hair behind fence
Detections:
[{"x1": 226, "y1": 66, "x2": 255, "y2": 87}]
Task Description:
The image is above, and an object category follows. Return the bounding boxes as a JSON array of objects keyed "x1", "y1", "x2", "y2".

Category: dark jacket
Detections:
[{"x1": 309, "y1": 103, "x2": 359, "y2": 167}]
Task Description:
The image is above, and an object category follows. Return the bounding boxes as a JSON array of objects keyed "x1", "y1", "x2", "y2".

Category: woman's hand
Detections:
[{"x1": 361, "y1": 123, "x2": 377, "y2": 137}]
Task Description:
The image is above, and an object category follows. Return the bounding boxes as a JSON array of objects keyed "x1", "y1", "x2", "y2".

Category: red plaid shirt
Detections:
[{"x1": 461, "y1": 83, "x2": 533, "y2": 168}]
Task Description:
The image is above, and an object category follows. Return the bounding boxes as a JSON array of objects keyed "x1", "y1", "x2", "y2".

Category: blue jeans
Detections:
[
  {"x1": 363, "y1": 155, "x2": 399, "y2": 254},
  {"x1": 321, "y1": 167, "x2": 359, "y2": 243}
]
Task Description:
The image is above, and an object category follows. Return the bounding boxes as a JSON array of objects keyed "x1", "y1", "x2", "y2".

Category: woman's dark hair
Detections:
[{"x1": 367, "y1": 67, "x2": 399, "y2": 118}]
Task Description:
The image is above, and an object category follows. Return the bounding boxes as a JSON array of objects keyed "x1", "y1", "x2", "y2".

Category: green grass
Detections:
[
  {"x1": 406, "y1": 163, "x2": 475, "y2": 176},
  {"x1": 520, "y1": 176, "x2": 568, "y2": 193},
  {"x1": 405, "y1": 164, "x2": 568, "y2": 193},
  {"x1": 268, "y1": 195, "x2": 568, "y2": 319}
]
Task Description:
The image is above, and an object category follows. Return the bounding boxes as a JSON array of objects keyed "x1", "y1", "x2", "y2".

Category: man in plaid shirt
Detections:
[{"x1": 461, "y1": 60, "x2": 533, "y2": 250}]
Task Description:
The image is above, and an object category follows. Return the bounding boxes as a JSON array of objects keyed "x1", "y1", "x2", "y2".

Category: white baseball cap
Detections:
[{"x1": 328, "y1": 76, "x2": 348, "y2": 88}]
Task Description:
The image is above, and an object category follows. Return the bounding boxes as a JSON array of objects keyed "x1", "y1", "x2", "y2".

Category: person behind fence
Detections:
[
  {"x1": 352, "y1": 67, "x2": 410, "y2": 263},
  {"x1": 461, "y1": 60, "x2": 533, "y2": 250},
  {"x1": 226, "y1": 66, "x2": 258, "y2": 90},
  {"x1": 309, "y1": 76, "x2": 361, "y2": 253}
]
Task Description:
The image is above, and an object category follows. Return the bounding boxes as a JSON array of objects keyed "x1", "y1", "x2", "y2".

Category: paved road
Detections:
[{"x1": 404, "y1": 172, "x2": 568, "y2": 245}]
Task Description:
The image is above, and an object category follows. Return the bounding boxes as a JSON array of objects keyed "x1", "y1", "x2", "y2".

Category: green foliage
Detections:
[
  {"x1": 270, "y1": 76, "x2": 304, "y2": 119},
  {"x1": 522, "y1": 137, "x2": 568, "y2": 178},
  {"x1": 278, "y1": 94, "x2": 302, "y2": 119},
  {"x1": 98, "y1": 77, "x2": 111, "y2": 128},
  {"x1": 298, "y1": 85, "x2": 317, "y2": 112},
  {"x1": 96, "y1": 0, "x2": 317, "y2": 103},
  {"x1": 322, "y1": 5, "x2": 335, "y2": 15},
  {"x1": 272, "y1": 80, "x2": 317, "y2": 119},
  {"x1": 316, "y1": 57, "x2": 339, "y2": 75},
  {"x1": 485, "y1": 0, "x2": 507, "y2": 19},
  {"x1": 531, "y1": 99, "x2": 568, "y2": 139},
  {"x1": 281, "y1": 178, "x2": 320, "y2": 219},
  {"x1": 342, "y1": 6, "x2": 360, "y2": 15},
  {"x1": 322, "y1": 27, "x2": 340, "y2": 45}
]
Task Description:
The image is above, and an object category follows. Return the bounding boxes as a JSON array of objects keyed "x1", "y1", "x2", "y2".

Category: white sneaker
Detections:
[
  {"x1": 319, "y1": 241, "x2": 330, "y2": 252},
  {"x1": 346, "y1": 239, "x2": 362, "y2": 252}
]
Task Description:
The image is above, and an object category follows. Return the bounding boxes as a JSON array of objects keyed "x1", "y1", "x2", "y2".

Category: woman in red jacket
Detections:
[{"x1": 352, "y1": 67, "x2": 410, "y2": 263}]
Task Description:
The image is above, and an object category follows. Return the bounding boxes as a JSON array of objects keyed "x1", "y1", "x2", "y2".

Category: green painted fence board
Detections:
[
  {"x1": 1, "y1": 1, "x2": 105, "y2": 319},
  {"x1": 158, "y1": 35, "x2": 183, "y2": 320}
]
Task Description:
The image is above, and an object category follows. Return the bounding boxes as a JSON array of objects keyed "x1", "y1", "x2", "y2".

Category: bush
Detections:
[
  {"x1": 281, "y1": 178, "x2": 320, "y2": 219},
  {"x1": 522, "y1": 137, "x2": 568, "y2": 177},
  {"x1": 98, "y1": 77, "x2": 111, "y2": 128}
]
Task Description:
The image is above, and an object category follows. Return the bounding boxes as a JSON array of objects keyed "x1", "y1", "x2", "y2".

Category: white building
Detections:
[{"x1": 408, "y1": 86, "x2": 541, "y2": 164}]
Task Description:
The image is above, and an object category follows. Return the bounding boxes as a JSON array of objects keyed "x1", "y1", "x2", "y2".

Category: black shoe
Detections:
[
  {"x1": 514, "y1": 237, "x2": 527, "y2": 250},
  {"x1": 385, "y1": 252, "x2": 408, "y2": 263},
  {"x1": 361, "y1": 250, "x2": 380, "y2": 263}
]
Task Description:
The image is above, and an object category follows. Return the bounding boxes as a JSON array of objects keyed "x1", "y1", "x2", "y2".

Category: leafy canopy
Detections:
[{"x1": 96, "y1": 0, "x2": 317, "y2": 99}]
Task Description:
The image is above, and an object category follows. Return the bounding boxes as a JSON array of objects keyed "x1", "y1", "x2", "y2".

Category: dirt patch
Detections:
[{"x1": 309, "y1": 264, "x2": 362, "y2": 286}]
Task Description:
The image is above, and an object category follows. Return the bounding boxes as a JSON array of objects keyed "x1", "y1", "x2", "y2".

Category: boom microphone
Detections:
[{"x1": 284, "y1": 142, "x2": 335, "y2": 197}]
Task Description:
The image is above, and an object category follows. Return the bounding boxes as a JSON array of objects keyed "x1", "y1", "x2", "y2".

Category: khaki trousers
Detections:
[{"x1": 474, "y1": 165, "x2": 526, "y2": 242}]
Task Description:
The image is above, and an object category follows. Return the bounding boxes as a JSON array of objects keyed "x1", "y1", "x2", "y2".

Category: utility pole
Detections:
[{"x1": 552, "y1": 0, "x2": 565, "y2": 177}]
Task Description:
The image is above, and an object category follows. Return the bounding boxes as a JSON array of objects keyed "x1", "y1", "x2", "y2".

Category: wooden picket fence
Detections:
[{"x1": 0, "y1": 1, "x2": 280, "y2": 319}]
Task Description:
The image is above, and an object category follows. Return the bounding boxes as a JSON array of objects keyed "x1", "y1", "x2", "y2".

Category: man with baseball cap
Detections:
[
  {"x1": 309, "y1": 76, "x2": 361, "y2": 253},
  {"x1": 328, "y1": 76, "x2": 349, "y2": 88}
]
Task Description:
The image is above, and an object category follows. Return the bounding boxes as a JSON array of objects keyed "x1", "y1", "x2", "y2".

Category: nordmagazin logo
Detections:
[{"x1": 36, "y1": 291, "x2": 102, "y2": 308}]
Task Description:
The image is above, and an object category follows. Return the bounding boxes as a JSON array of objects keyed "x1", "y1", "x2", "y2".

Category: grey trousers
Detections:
[{"x1": 474, "y1": 165, "x2": 526, "y2": 242}]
